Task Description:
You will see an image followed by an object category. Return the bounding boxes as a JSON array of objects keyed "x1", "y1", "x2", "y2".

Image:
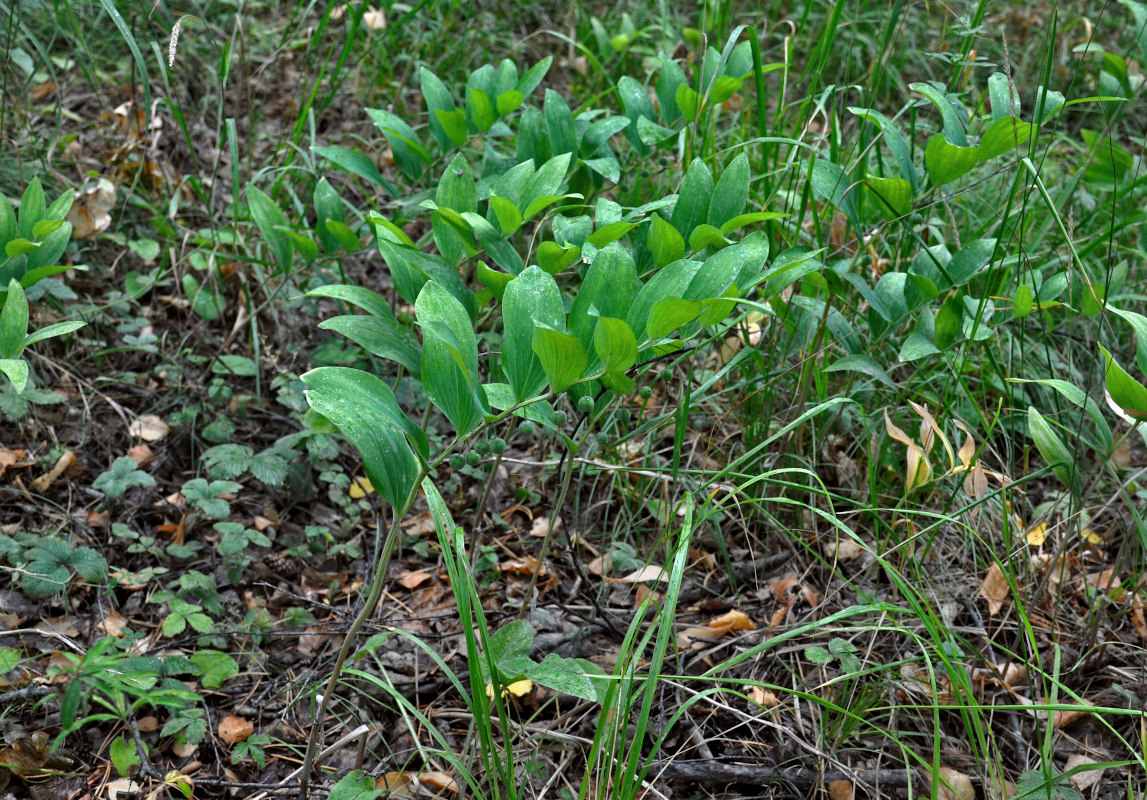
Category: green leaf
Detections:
[
  {"x1": 201, "y1": 444, "x2": 254, "y2": 480},
  {"x1": 420, "y1": 67, "x2": 458, "y2": 151},
  {"x1": 0, "y1": 192, "x2": 16, "y2": 249},
  {"x1": 181, "y1": 478, "x2": 242, "y2": 519},
  {"x1": 65, "y1": 546, "x2": 107, "y2": 582},
  {"x1": 593, "y1": 316, "x2": 637, "y2": 372},
  {"x1": 515, "y1": 56, "x2": 553, "y2": 98},
  {"x1": 532, "y1": 326, "x2": 588, "y2": 393},
  {"x1": 544, "y1": 89, "x2": 577, "y2": 158},
  {"x1": 365, "y1": 108, "x2": 429, "y2": 180},
  {"x1": 648, "y1": 214, "x2": 684, "y2": 267},
  {"x1": 669, "y1": 158, "x2": 713, "y2": 241},
  {"x1": 477, "y1": 261, "x2": 514, "y2": 301},
  {"x1": 489, "y1": 194, "x2": 522, "y2": 236},
  {"x1": 675, "y1": 83, "x2": 700, "y2": 120},
  {"x1": 646, "y1": 297, "x2": 703, "y2": 340},
  {"x1": 864, "y1": 176, "x2": 912, "y2": 217},
  {"x1": 18, "y1": 178, "x2": 45, "y2": 239},
  {"x1": 496, "y1": 89, "x2": 524, "y2": 116},
  {"x1": 313, "y1": 145, "x2": 398, "y2": 195},
  {"x1": 537, "y1": 241, "x2": 580, "y2": 275},
  {"x1": 320, "y1": 313, "x2": 421, "y2": 377},
  {"x1": 489, "y1": 619, "x2": 534, "y2": 670},
  {"x1": 520, "y1": 152, "x2": 572, "y2": 220},
  {"x1": 212, "y1": 354, "x2": 258, "y2": 377},
  {"x1": 688, "y1": 224, "x2": 729, "y2": 252},
  {"x1": 1100, "y1": 344, "x2": 1147, "y2": 421},
  {"x1": 0, "y1": 358, "x2": 28, "y2": 394},
  {"x1": 94, "y1": 456, "x2": 157, "y2": 499},
  {"x1": 824, "y1": 354, "x2": 896, "y2": 388},
  {"x1": 586, "y1": 221, "x2": 636, "y2": 248},
  {"x1": 910, "y1": 81, "x2": 968, "y2": 145},
  {"x1": 635, "y1": 116, "x2": 677, "y2": 147},
  {"x1": 924, "y1": 135, "x2": 979, "y2": 185},
  {"x1": 719, "y1": 211, "x2": 787, "y2": 236},
  {"x1": 809, "y1": 158, "x2": 859, "y2": 227},
  {"x1": 110, "y1": 736, "x2": 141, "y2": 778},
  {"x1": 707, "y1": 152, "x2": 750, "y2": 228},
  {"x1": 979, "y1": 115, "x2": 1035, "y2": 161},
  {"x1": 1027, "y1": 406, "x2": 1081, "y2": 497},
  {"x1": 503, "y1": 266, "x2": 566, "y2": 401},
  {"x1": 283, "y1": 229, "x2": 317, "y2": 263},
  {"x1": 328, "y1": 771, "x2": 383, "y2": 800},
  {"x1": 5, "y1": 238, "x2": 39, "y2": 258},
  {"x1": 467, "y1": 86, "x2": 495, "y2": 132},
  {"x1": 189, "y1": 650, "x2": 238, "y2": 689},
  {"x1": 0, "y1": 279, "x2": 28, "y2": 359},
  {"x1": 569, "y1": 244, "x2": 639, "y2": 354},
  {"x1": 314, "y1": 178, "x2": 347, "y2": 254},
  {"x1": 302, "y1": 367, "x2": 424, "y2": 506},
  {"x1": 526, "y1": 653, "x2": 597, "y2": 700},
  {"x1": 246, "y1": 186, "x2": 293, "y2": 272},
  {"x1": 416, "y1": 281, "x2": 487, "y2": 435}
]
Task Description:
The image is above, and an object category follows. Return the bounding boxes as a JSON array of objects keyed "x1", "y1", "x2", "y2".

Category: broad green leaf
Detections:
[
  {"x1": 496, "y1": 89, "x2": 524, "y2": 116},
  {"x1": 319, "y1": 313, "x2": 421, "y2": 377},
  {"x1": 646, "y1": 297, "x2": 703, "y2": 340},
  {"x1": 708, "y1": 74, "x2": 742, "y2": 104},
  {"x1": 626, "y1": 259, "x2": 701, "y2": 337},
  {"x1": 824, "y1": 354, "x2": 896, "y2": 388},
  {"x1": 1110, "y1": 306, "x2": 1147, "y2": 375},
  {"x1": 314, "y1": 178, "x2": 346, "y2": 254},
  {"x1": 864, "y1": 176, "x2": 912, "y2": 217},
  {"x1": 302, "y1": 367, "x2": 424, "y2": 507},
  {"x1": 707, "y1": 152, "x2": 749, "y2": 228},
  {"x1": 323, "y1": 220, "x2": 360, "y2": 253},
  {"x1": 520, "y1": 152, "x2": 572, "y2": 219},
  {"x1": 688, "y1": 224, "x2": 729, "y2": 251},
  {"x1": 0, "y1": 279, "x2": 28, "y2": 358},
  {"x1": 675, "y1": 83, "x2": 700, "y2": 119},
  {"x1": 924, "y1": 135, "x2": 979, "y2": 185},
  {"x1": 583, "y1": 156, "x2": 620, "y2": 183},
  {"x1": 0, "y1": 358, "x2": 28, "y2": 393},
  {"x1": 18, "y1": 178, "x2": 45, "y2": 239},
  {"x1": 719, "y1": 211, "x2": 787, "y2": 236},
  {"x1": 467, "y1": 87, "x2": 495, "y2": 132},
  {"x1": 593, "y1": 316, "x2": 637, "y2": 372},
  {"x1": 313, "y1": 146, "x2": 398, "y2": 195},
  {"x1": 283, "y1": 229, "x2": 318, "y2": 263},
  {"x1": 212, "y1": 354, "x2": 258, "y2": 377},
  {"x1": 934, "y1": 293, "x2": 963, "y2": 350},
  {"x1": 586, "y1": 221, "x2": 636, "y2": 248},
  {"x1": 503, "y1": 266, "x2": 565, "y2": 401},
  {"x1": 436, "y1": 154, "x2": 477, "y2": 213},
  {"x1": 327, "y1": 771, "x2": 382, "y2": 800},
  {"x1": 684, "y1": 243, "x2": 744, "y2": 301},
  {"x1": 648, "y1": 213, "x2": 684, "y2": 267},
  {"x1": 526, "y1": 653, "x2": 596, "y2": 701},
  {"x1": 522, "y1": 194, "x2": 568, "y2": 222},
  {"x1": 979, "y1": 115, "x2": 1034, "y2": 161},
  {"x1": 416, "y1": 281, "x2": 487, "y2": 434},
  {"x1": 987, "y1": 71, "x2": 1019, "y2": 119},
  {"x1": 489, "y1": 619, "x2": 534, "y2": 668},
  {"x1": 635, "y1": 116, "x2": 677, "y2": 147},
  {"x1": 515, "y1": 56, "x2": 553, "y2": 98},
  {"x1": 436, "y1": 108, "x2": 469, "y2": 147},
  {"x1": 19, "y1": 320, "x2": 85, "y2": 349},
  {"x1": 569, "y1": 244, "x2": 638, "y2": 353},
  {"x1": 656, "y1": 54, "x2": 688, "y2": 122},
  {"x1": 669, "y1": 158, "x2": 713, "y2": 241},
  {"x1": 617, "y1": 75, "x2": 656, "y2": 153},
  {"x1": 537, "y1": 241, "x2": 580, "y2": 275},
  {"x1": 366, "y1": 108, "x2": 429, "y2": 180},
  {"x1": 849, "y1": 106, "x2": 919, "y2": 191},
  {"x1": 246, "y1": 186, "x2": 293, "y2": 272},
  {"x1": 6, "y1": 238, "x2": 39, "y2": 258},
  {"x1": 463, "y1": 212, "x2": 523, "y2": 275},
  {"x1": 544, "y1": 89, "x2": 577, "y2": 159},
  {"x1": 0, "y1": 192, "x2": 15, "y2": 248},
  {"x1": 1014, "y1": 283, "x2": 1033, "y2": 317},
  {"x1": 477, "y1": 261, "x2": 514, "y2": 301},
  {"x1": 489, "y1": 194, "x2": 523, "y2": 236},
  {"x1": 1027, "y1": 406, "x2": 1081, "y2": 497},
  {"x1": 947, "y1": 239, "x2": 996, "y2": 287},
  {"x1": 910, "y1": 81, "x2": 968, "y2": 145},
  {"x1": 420, "y1": 67, "x2": 458, "y2": 151},
  {"x1": 1100, "y1": 344, "x2": 1147, "y2": 421},
  {"x1": 532, "y1": 326, "x2": 588, "y2": 393},
  {"x1": 581, "y1": 115, "x2": 631, "y2": 155},
  {"x1": 808, "y1": 158, "x2": 859, "y2": 227}
]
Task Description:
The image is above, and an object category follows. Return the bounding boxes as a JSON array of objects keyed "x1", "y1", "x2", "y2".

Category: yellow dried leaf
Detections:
[
  {"x1": 935, "y1": 766, "x2": 974, "y2": 800},
  {"x1": 348, "y1": 476, "x2": 374, "y2": 498},
  {"x1": 1026, "y1": 522, "x2": 1048, "y2": 547},
  {"x1": 1080, "y1": 527, "x2": 1102, "y2": 545},
  {"x1": 485, "y1": 679, "x2": 533, "y2": 701}
]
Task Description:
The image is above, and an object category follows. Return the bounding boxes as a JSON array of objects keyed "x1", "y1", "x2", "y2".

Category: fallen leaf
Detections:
[
  {"x1": 363, "y1": 6, "x2": 386, "y2": 29},
  {"x1": 172, "y1": 741, "x2": 197, "y2": 758},
  {"x1": 934, "y1": 766, "x2": 974, "y2": 800},
  {"x1": 529, "y1": 515, "x2": 560, "y2": 537},
  {"x1": 87, "y1": 509, "x2": 108, "y2": 527},
  {"x1": 485, "y1": 679, "x2": 532, "y2": 701},
  {"x1": 217, "y1": 715, "x2": 254, "y2": 745},
  {"x1": 376, "y1": 772, "x2": 415, "y2": 798},
  {"x1": 1130, "y1": 594, "x2": 1147, "y2": 641},
  {"x1": 419, "y1": 771, "x2": 459, "y2": 793},
  {"x1": 1053, "y1": 700, "x2": 1093, "y2": 728},
  {"x1": 823, "y1": 537, "x2": 864, "y2": 561},
  {"x1": 349, "y1": 476, "x2": 374, "y2": 498},
  {"x1": 398, "y1": 570, "x2": 432, "y2": 590},
  {"x1": 129, "y1": 413, "x2": 169, "y2": 442},
  {"x1": 1026, "y1": 522, "x2": 1048, "y2": 547},
  {"x1": 604, "y1": 564, "x2": 668, "y2": 584},
  {"x1": 137, "y1": 716, "x2": 158, "y2": 732},
  {"x1": 678, "y1": 609, "x2": 755, "y2": 648},
  {"x1": 979, "y1": 563, "x2": 1010, "y2": 616},
  {"x1": 1064, "y1": 754, "x2": 1103, "y2": 790},
  {"x1": 66, "y1": 178, "x2": 116, "y2": 239},
  {"x1": 747, "y1": 686, "x2": 779, "y2": 708},
  {"x1": 32, "y1": 449, "x2": 75, "y2": 491},
  {"x1": 253, "y1": 515, "x2": 275, "y2": 532},
  {"x1": 107, "y1": 777, "x2": 143, "y2": 800},
  {"x1": 95, "y1": 611, "x2": 128, "y2": 637},
  {"x1": 1080, "y1": 526, "x2": 1103, "y2": 546},
  {"x1": 127, "y1": 444, "x2": 155, "y2": 467},
  {"x1": 499, "y1": 555, "x2": 541, "y2": 576},
  {"x1": 586, "y1": 551, "x2": 611, "y2": 576},
  {"x1": 827, "y1": 779, "x2": 853, "y2": 800}
]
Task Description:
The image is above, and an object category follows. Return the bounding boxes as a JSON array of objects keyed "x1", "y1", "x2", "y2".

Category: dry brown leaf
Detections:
[
  {"x1": 823, "y1": 537, "x2": 864, "y2": 561},
  {"x1": 604, "y1": 564, "x2": 668, "y2": 584},
  {"x1": 747, "y1": 686, "x2": 779, "y2": 708},
  {"x1": 1064, "y1": 754, "x2": 1103, "y2": 790},
  {"x1": 96, "y1": 611, "x2": 128, "y2": 637},
  {"x1": 398, "y1": 570, "x2": 432, "y2": 590},
  {"x1": 32, "y1": 449, "x2": 75, "y2": 491},
  {"x1": 884, "y1": 410, "x2": 931, "y2": 491},
  {"x1": 363, "y1": 6, "x2": 386, "y2": 29},
  {"x1": 1026, "y1": 522, "x2": 1048, "y2": 547},
  {"x1": 172, "y1": 741, "x2": 197, "y2": 758},
  {"x1": 979, "y1": 563, "x2": 1010, "y2": 616},
  {"x1": 529, "y1": 515, "x2": 560, "y2": 537},
  {"x1": 126, "y1": 443, "x2": 155, "y2": 467},
  {"x1": 217, "y1": 715, "x2": 253, "y2": 745},
  {"x1": 253, "y1": 515, "x2": 275, "y2": 532},
  {"x1": 376, "y1": 772, "x2": 415, "y2": 798},
  {"x1": 1130, "y1": 593, "x2": 1147, "y2": 641},
  {"x1": 107, "y1": 777, "x2": 143, "y2": 800},
  {"x1": 86, "y1": 509, "x2": 108, "y2": 527},
  {"x1": 827, "y1": 779, "x2": 853, "y2": 800},
  {"x1": 0, "y1": 445, "x2": 34, "y2": 479},
  {"x1": 137, "y1": 716, "x2": 158, "y2": 732},
  {"x1": 1053, "y1": 701, "x2": 1093, "y2": 728},
  {"x1": 586, "y1": 551, "x2": 611, "y2": 576},
  {"x1": 934, "y1": 767, "x2": 974, "y2": 800},
  {"x1": 419, "y1": 771, "x2": 460, "y2": 793},
  {"x1": 66, "y1": 179, "x2": 116, "y2": 239},
  {"x1": 499, "y1": 555, "x2": 541, "y2": 576},
  {"x1": 129, "y1": 413, "x2": 169, "y2": 442}
]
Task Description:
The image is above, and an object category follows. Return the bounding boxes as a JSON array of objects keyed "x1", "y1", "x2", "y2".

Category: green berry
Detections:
[
  {"x1": 491, "y1": 438, "x2": 506, "y2": 454},
  {"x1": 617, "y1": 408, "x2": 632, "y2": 424},
  {"x1": 639, "y1": 386, "x2": 653, "y2": 400},
  {"x1": 596, "y1": 432, "x2": 609, "y2": 446},
  {"x1": 577, "y1": 396, "x2": 594, "y2": 413},
  {"x1": 552, "y1": 411, "x2": 568, "y2": 426},
  {"x1": 475, "y1": 440, "x2": 490, "y2": 455},
  {"x1": 519, "y1": 420, "x2": 536, "y2": 436},
  {"x1": 449, "y1": 454, "x2": 466, "y2": 470},
  {"x1": 466, "y1": 451, "x2": 482, "y2": 467}
]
